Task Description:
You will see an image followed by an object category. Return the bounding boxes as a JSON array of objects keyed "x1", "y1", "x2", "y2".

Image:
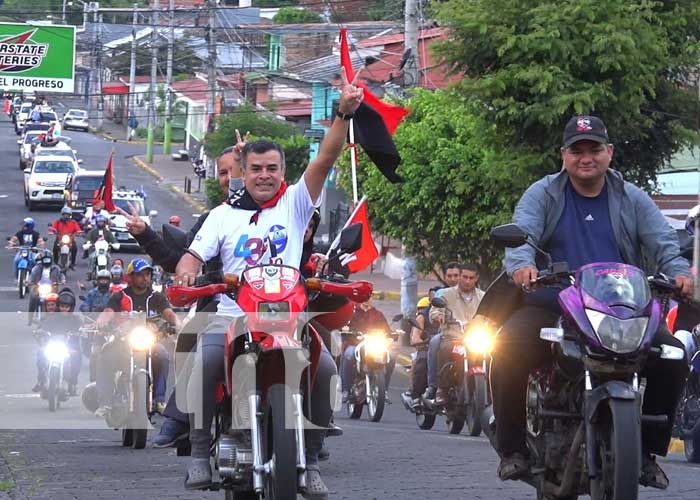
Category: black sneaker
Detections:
[
  {"x1": 153, "y1": 418, "x2": 189, "y2": 448},
  {"x1": 327, "y1": 421, "x2": 343, "y2": 437}
]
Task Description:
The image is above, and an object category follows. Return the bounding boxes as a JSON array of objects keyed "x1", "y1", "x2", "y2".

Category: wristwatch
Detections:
[{"x1": 336, "y1": 109, "x2": 354, "y2": 121}]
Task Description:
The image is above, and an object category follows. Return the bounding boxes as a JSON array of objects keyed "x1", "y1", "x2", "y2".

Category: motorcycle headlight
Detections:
[
  {"x1": 585, "y1": 309, "x2": 648, "y2": 354},
  {"x1": 44, "y1": 340, "x2": 69, "y2": 363},
  {"x1": 61, "y1": 235, "x2": 71, "y2": 244},
  {"x1": 464, "y1": 326, "x2": 494, "y2": 355},
  {"x1": 363, "y1": 333, "x2": 389, "y2": 358},
  {"x1": 38, "y1": 283, "x2": 52, "y2": 297},
  {"x1": 129, "y1": 326, "x2": 155, "y2": 351}
]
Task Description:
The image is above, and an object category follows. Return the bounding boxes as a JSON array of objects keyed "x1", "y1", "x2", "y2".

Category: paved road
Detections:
[{"x1": 0, "y1": 113, "x2": 699, "y2": 500}]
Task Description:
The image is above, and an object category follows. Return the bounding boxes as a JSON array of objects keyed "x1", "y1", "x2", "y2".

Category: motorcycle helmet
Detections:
[
  {"x1": 127, "y1": 258, "x2": 153, "y2": 275},
  {"x1": 41, "y1": 253, "x2": 52, "y2": 266},
  {"x1": 95, "y1": 214, "x2": 107, "y2": 228},
  {"x1": 110, "y1": 265, "x2": 124, "y2": 283},
  {"x1": 417, "y1": 296, "x2": 430, "y2": 309},
  {"x1": 168, "y1": 215, "x2": 181, "y2": 227},
  {"x1": 22, "y1": 217, "x2": 35, "y2": 232},
  {"x1": 57, "y1": 289, "x2": 76, "y2": 311},
  {"x1": 45, "y1": 292, "x2": 59, "y2": 303},
  {"x1": 61, "y1": 206, "x2": 72, "y2": 220},
  {"x1": 96, "y1": 269, "x2": 111, "y2": 292}
]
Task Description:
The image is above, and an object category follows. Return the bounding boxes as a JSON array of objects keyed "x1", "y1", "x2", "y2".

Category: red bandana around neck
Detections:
[{"x1": 228, "y1": 182, "x2": 288, "y2": 225}]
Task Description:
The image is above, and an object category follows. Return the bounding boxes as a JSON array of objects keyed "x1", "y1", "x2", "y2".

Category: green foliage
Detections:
[
  {"x1": 252, "y1": 0, "x2": 299, "y2": 6},
  {"x1": 205, "y1": 178, "x2": 226, "y2": 209},
  {"x1": 109, "y1": 39, "x2": 200, "y2": 77},
  {"x1": 204, "y1": 104, "x2": 298, "y2": 157},
  {"x1": 273, "y1": 7, "x2": 323, "y2": 24},
  {"x1": 367, "y1": 0, "x2": 404, "y2": 21},
  {"x1": 278, "y1": 134, "x2": 310, "y2": 183},
  {"x1": 432, "y1": 0, "x2": 700, "y2": 186},
  {"x1": 338, "y1": 89, "x2": 520, "y2": 274}
]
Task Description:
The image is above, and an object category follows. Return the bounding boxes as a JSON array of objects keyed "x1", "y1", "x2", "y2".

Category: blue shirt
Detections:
[{"x1": 547, "y1": 181, "x2": 623, "y2": 271}]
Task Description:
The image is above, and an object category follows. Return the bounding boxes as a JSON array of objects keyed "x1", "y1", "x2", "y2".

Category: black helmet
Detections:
[
  {"x1": 41, "y1": 253, "x2": 52, "y2": 266},
  {"x1": 57, "y1": 289, "x2": 76, "y2": 311}
]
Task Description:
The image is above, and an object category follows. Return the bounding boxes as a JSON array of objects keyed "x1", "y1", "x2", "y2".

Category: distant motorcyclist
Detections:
[
  {"x1": 79, "y1": 270, "x2": 113, "y2": 313},
  {"x1": 167, "y1": 215, "x2": 181, "y2": 228},
  {"x1": 670, "y1": 205, "x2": 700, "y2": 333},
  {"x1": 49, "y1": 207, "x2": 82, "y2": 269},
  {"x1": 8, "y1": 217, "x2": 44, "y2": 275},
  {"x1": 31, "y1": 292, "x2": 59, "y2": 393},
  {"x1": 84, "y1": 215, "x2": 117, "y2": 276},
  {"x1": 82, "y1": 199, "x2": 111, "y2": 229},
  {"x1": 94, "y1": 258, "x2": 178, "y2": 417},
  {"x1": 109, "y1": 264, "x2": 127, "y2": 293},
  {"x1": 403, "y1": 296, "x2": 440, "y2": 405},
  {"x1": 55, "y1": 289, "x2": 83, "y2": 395},
  {"x1": 27, "y1": 253, "x2": 62, "y2": 324}
]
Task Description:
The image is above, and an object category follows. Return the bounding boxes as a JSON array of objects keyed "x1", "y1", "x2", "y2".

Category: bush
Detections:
[{"x1": 205, "y1": 178, "x2": 226, "y2": 208}]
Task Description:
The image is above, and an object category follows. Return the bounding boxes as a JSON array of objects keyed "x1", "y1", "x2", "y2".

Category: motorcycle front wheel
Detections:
[
  {"x1": 685, "y1": 436, "x2": 700, "y2": 463},
  {"x1": 47, "y1": 365, "x2": 60, "y2": 412},
  {"x1": 263, "y1": 384, "x2": 298, "y2": 500},
  {"x1": 416, "y1": 412, "x2": 436, "y2": 430},
  {"x1": 366, "y1": 371, "x2": 386, "y2": 422},
  {"x1": 130, "y1": 370, "x2": 149, "y2": 449},
  {"x1": 18, "y1": 268, "x2": 27, "y2": 299},
  {"x1": 465, "y1": 373, "x2": 487, "y2": 437},
  {"x1": 589, "y1": 399, "x2": 640, "y2": 500}
]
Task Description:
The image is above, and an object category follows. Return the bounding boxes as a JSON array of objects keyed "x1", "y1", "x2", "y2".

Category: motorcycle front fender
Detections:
[{"x1": 17, "y1": 260, "x2": 28, "y2": 269}]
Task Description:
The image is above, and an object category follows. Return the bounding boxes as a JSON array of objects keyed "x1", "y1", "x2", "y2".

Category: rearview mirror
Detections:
[
  {"x1": 490, "y1": 223, "x2": 529, "y2": 248},
  {"x1": 77, "y1": 159, "x2": 83, "y2": 164},
  {"x1": 431, "y1": 297, "x2": 447, "y2": 309},
  {"x1": 78, "y1": 295, "x2": 86, "y2": 301},
  {"x1": 23, "y1": 168, "x2": 30, "y2": 175},
  {"x1": 391, "y1": 313, "x2": 403, "y2": 322},
  {"x1": 339, "y1": 223, "x2": 362, "y2": 255}
]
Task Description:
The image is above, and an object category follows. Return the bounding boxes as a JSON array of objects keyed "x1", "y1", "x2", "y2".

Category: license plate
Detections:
[
  {"x1": 117, "y1": 233, "x2": 130, "y2": 241},
  {"x1": 52, "y1": 193, "x2": 63, "y2": 199}
]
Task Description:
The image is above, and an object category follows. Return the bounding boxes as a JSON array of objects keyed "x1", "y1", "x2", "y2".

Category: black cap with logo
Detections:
[{"x1": 562, "y1": 115, "x2": 609, "y2": 148}]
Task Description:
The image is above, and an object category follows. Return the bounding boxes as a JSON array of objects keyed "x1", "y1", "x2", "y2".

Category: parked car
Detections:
[
  {"x1": 109, "y1": 189, "x2": 158, "y2": 250},
  {"x1": 62, "y1": 109, "x2": 89, "y2": 132},
  {"x1": 24, "y1": 156, "x2": 79, "y2": 210},
  {"x1": 64, "y1": 171, "x2": 105, "y2": 219}
]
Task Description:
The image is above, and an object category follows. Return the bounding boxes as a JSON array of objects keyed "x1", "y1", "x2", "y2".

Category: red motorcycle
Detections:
[{"x1": 167, "y1": 226, "x2": 372, "y2": 500}]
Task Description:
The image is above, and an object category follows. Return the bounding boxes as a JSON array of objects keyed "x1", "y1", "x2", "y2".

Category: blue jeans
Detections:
[
  {"x1": 427, "y1": 333, "x2": 442, "y2": 388},
  {"x1": 341, "y1": 345, "x2": 396, "y2": 392}
]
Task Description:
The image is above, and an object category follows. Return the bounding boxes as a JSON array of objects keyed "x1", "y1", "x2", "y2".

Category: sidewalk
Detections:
[{"x1": 132, "y1": 154, "x2": 209, "y2": 213}]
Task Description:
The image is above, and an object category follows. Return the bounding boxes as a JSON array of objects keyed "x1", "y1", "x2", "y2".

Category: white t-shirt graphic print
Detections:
[{"x1": 188, "y1": 178, "x2": 321, "y2": 316}]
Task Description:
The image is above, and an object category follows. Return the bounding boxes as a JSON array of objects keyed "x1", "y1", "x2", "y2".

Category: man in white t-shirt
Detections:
[{"x1": 175, "y1": 68, "x2": 364, "y2": 498}]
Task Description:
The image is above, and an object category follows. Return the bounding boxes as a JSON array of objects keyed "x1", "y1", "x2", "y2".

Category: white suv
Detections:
[
  {"x1": 18, "y1": 131, "x2": 45, "y2": 170},
  {"x1": 24, "y1": 156, "x2": 79, "y2": 210},
  {"x1": 62, "y1": 109, "x2": 89, "y2": 132},
  {"x1": 14, "y1": 102, "x2": 33, "y2": 134},
  {"x1": 109, "y1": 189, "x2": 158, "y2": 250}
]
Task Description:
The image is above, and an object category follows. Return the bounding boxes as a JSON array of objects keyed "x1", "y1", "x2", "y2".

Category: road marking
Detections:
[
  {"x1": 0, "y1": 195, "x2": 8, "y2": 198},
  {"x1": 0, "y1": 286, "x2": 20, "y2": 292},
  {"x1": 3, "y1": 394, "x2": 40, "y2": 398}
]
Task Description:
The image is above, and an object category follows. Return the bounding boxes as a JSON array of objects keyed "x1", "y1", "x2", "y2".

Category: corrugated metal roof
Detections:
[
  {"x1": 216, "y1": 7, "x2": 263, "y2": 27},
  {"x1": 283, "y1": 48, "x2": 380, "y2": 83},
  {"x1": 188, "y1": 40, "x2": 267, "y2": 69}
]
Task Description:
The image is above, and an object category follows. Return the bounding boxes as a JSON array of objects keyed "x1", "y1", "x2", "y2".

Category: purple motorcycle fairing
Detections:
[{"x1": 556, "y1": 262, "x2": 661, "y2": 355}]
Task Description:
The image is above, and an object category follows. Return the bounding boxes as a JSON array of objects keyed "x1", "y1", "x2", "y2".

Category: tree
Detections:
[
  {"x1": 273, "y1": 7, "x2": 323, "y2": 24},
  {"x1": 108, "y1": 38, "x2": 201, "y2": 77},
  {"x1": 432, "y1": 0, "x2": 700, "y2": 186},
  {"x1": 337, "y1": 89, "x2": 518, "y2": 275}
]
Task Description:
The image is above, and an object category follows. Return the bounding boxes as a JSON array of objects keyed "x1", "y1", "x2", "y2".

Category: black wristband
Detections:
[{"x1": 336, "y1": 109, "x2": 354, "y2": 121}]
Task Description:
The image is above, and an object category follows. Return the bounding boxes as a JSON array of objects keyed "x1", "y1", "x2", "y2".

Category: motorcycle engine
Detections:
[{"x1": 216, "y1": 434, "x2": 253, "y2": 484}]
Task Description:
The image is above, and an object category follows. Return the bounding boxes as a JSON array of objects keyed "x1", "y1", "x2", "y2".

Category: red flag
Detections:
[
  {"x1": 327, "y1": 197, "x2": 379, "y2": 273},
  {"x1": 95, "y1": 151, "x2": 116, "y2": 212},
  {"x1": 340, "y1": 27, "x2": 409, "y2": 183}
]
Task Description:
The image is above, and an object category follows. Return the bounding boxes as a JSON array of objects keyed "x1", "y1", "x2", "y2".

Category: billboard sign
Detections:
[{"x1": 0, "y1": 23, "x2": 76, "y2": 93}]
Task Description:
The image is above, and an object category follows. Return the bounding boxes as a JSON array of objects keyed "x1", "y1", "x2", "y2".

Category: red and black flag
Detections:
[
  {"x1": 94, "y1": 150, "x2": 116, "y2": 212},
  {"x1": 339, "y1": 27, "x2": 409, "y2": 183}
]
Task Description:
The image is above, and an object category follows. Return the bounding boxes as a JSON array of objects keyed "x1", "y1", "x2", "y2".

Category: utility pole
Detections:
[
  {"x1": 206, "y1": 0, "x2": 217, "y2": 177},
  {"x1": 404, "y1": 0, "x2": 419, "y2": 87},
  {"x1": 146, "y1": 0, "x2": 159, "y2": 164},
  {"x1": 84, "y1": 3, "x2": 91, "y2": 117},
  {"x1": 126, "y1": 4, "x2": 138, "y2": 141},
  {"x1": 96, "y1": 13, "x2": 104, "y2": 129},
  {"x1": 62, "y1": 0, "x2": 67, "y2": 24},
  {"x1": 163, "y1": 0, "x2": 175, "y2": 154}
]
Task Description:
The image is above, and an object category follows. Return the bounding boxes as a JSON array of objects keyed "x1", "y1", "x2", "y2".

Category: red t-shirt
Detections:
[{"x1": 50, "y1": 219, "x2": 82, "y2": 239}]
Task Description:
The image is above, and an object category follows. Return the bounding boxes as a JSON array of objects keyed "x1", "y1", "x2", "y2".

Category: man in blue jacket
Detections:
[{"x1": 492, "y1": 115, "x2": 690, "y2": 489}]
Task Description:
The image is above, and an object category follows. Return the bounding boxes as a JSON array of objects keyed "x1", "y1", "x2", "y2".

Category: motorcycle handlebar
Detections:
[{"x1": 306, "y1": 278, "x2": 373, "y2": 303}]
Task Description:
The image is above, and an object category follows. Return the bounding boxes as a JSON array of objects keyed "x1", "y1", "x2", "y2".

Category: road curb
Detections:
[
  {"x1": 669, "y1": 438, "x2": 684, "y2": 455},
  {"x1": 95, "y1": 130, "x2": 158, "y2": 145},
  {"x1": 132, "y1": 156, "x2": 164, "y2": 182},
  {"x1": 372, "y1": 290, "x2": 400, "y2": 302},
  {"x1": 168, "y1": 184, "x2": 208, "y2": 214}
]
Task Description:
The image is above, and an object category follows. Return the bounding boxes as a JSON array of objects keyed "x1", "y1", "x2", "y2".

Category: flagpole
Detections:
[{"x1": 349, "y1": 119, "x2": 359, "y2": 205}]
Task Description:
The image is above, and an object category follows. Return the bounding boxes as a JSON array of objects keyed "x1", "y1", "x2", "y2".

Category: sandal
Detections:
[
  {"x1": 302, "y1": 464, "x2": 329, "y2": 500},
  {"x1": 184, "y1": 458, "x2": 213, "y2": 490},
  {"x1": 497, "y1": 452, "x2": 529, "y2": 481},
  {"x1": 639, "y1": 454, "x2": 669, "y2": 490}
]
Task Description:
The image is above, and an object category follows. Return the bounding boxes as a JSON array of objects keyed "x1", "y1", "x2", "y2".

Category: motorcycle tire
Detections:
[
  {"x1": 226, "y1": 490, "x2": 258, "y2": 500},
  {"x1": 416, "y1": 412, "x2": 436, "y2": 430},
  {"x1": 60, "y1": 254, "x2": 68, "y2": 270},
  {"x1": 589, "y1": 399, "x2": 641, "y2": 500},
  {"x1": 131, "y1": 371, "x2": 149, "y2": 450},
  {"x1": 685, "y1": 436, "x2": 700, "y2": 463},
  {"x1": 121, "y1": 428, "x2": 134, "y2": 447},
  {"x1": 18, "y1": 268, "x2": 27, "y2": 299},
  {"x1": 366, "y1": 371, "x2": 386, "y2": 423},
  {"x1": 47, "y1": 365, "x2": 60, "y2": 412},
  {"x1": 263, "y1": 384, "x2": 298, "y2": 500},
  {"x1": 465, "y1": 374, "x2": 487, "y2": 437}
]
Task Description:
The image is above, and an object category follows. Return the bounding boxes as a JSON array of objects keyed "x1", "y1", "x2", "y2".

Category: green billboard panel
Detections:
[{"x1": 0, "y1": 22, "x2": 76, "y2": 93}]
